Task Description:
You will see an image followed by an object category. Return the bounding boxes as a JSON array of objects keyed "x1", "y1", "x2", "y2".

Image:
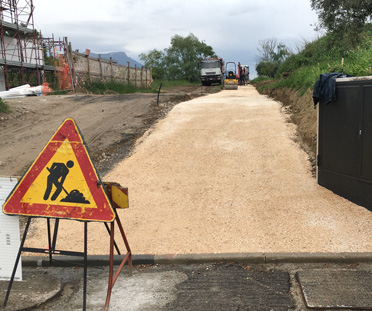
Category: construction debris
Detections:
[{"x1": 0, "y1": 83, "x2": 52, "y2": 99}]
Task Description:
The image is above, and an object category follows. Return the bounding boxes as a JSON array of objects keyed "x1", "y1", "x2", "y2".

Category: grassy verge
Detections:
[
  {"x1": 151, "y1": 80, "x2": 200, "y2": 90},
  {"x1": 0, "y1": 98, "x2": 10, "y2": 113},
  {"x1": 82, "y1": 80, "x2": 208, "y2": 95},
  {"x1": 83, "y1": 81, "x2": 153, "y2": 94},
  {"x1": 255, "y1": 25, "x2": 372, "y2": 94},
  {"x1": 250, "y1": 76, "x2": 272, "y2": 84}
]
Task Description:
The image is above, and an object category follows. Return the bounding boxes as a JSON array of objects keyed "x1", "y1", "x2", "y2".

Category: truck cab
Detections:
[{"x1": 199, "y1": 58, "x2": 225, "y2": 86}]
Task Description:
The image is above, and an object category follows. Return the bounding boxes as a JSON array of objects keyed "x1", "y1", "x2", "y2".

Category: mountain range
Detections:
[{"x1": 90, "y1": 51, "x2": 143, "y2": 68}]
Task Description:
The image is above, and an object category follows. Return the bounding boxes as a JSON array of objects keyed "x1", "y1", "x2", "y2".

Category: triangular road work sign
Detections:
[{"x1": 3, "y1": 118, "x2": 115, "y2": 222}]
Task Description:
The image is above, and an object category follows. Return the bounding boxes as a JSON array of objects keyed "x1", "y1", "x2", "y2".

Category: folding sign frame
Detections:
[{"x1": 2, "y1": 119, "x2": 132, "y2": 311}]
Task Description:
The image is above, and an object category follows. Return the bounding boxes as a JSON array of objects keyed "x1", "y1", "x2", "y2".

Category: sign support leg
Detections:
[
  {"x1": 83, "y1": 221, "x2": 88, "y2": 311},
  {"x1": 104, "y1": 208, "x2": 132, "y2": 310},
  {"x1": 3, "y1": 217, "x2": 32, "y2": 308},
  {"x1": 105, "y1": 221, "x2": 115, "y2": 311},
  {"x1": 104, "y1": 222, "x2": 121, "y2": 255},
  {"x1": 52, "y1": 218, "x2": 59, "y2": 250},
  {"x1": 47, "y1": 218, "x2": 60, "y2": 264},
  {"x1": 115, "y1": 211, "x2": 132, "y2": 275},
  {"x1": 47, "y1": 218, "x2": 53, "y2": 263}
]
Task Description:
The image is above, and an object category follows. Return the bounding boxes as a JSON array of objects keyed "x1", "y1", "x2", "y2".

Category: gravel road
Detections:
[{"x1": 26, "y1": 85, "x2": 372, "y2": 254}]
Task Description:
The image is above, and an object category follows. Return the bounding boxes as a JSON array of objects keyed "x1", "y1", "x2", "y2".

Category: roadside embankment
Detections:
[{"x1": 255, "y1": 84, "x2": 317, "y2": 174}]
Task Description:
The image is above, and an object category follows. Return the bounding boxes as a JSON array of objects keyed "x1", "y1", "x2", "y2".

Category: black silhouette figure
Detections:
[{"x1": 43, "y1": 161, "x2": 74, "y2": 201}]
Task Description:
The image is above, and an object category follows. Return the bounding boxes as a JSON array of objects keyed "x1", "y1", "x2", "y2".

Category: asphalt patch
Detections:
[{"x1": 164, "y1": 264, "x2": 295, "y2": 311}]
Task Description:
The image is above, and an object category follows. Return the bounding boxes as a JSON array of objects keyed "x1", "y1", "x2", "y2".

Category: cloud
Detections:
[{"x1": 33, "y1": 0, "x2": 319, "y2": 75}]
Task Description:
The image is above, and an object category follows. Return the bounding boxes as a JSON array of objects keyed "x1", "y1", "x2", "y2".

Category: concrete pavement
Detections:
[{"x1": 1, "y1": 254, "x2": 372, "y2": 310}]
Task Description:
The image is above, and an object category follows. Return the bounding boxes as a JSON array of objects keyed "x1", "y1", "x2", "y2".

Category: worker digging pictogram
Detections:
[{"x1": 44, "y1": 160, "x2": 90, "y2": 204}]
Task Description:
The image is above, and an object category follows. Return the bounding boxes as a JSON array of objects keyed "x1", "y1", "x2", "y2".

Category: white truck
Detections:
[{"x1": 199, "y1": 58, "x2": 224, "y2": 86}]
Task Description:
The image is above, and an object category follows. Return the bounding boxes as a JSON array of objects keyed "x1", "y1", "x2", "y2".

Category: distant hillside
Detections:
[{"x1": 90, "y1": 51, "x2": 143, "y2": 68}]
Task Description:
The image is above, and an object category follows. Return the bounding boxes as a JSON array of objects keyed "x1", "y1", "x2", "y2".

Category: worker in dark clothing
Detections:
[
  {"x1": 43, "y1": 160, "x2": 74, "y2": 201},
  {"x1": 241, "y1": 68, "x2": 246, "y2": 86}
]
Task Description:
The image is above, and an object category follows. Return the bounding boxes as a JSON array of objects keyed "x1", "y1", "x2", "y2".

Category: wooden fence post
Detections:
[
  {"x1": 85, "y1": 49, "x2": 91, "y2": 83},
  {"x1": 110, "y1": 57, "x2": 114, "y2": 82},
  {"x1": 127, "y1": 61, "x2": 130, "y2": 85},
  {"x1": 134, "y1": 65, "x2": 137, "y2": 88},
  {"x1": 98, "y1": 54, "x2": 103, "y2": 81},
  {"x1": 141, "y1": 66, "x2": 143, "y2": 88}
]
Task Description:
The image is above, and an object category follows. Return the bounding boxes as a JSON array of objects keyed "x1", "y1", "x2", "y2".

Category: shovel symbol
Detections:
[{"x1": 43, "y1": 161, "x2": 90, "y2": 204}]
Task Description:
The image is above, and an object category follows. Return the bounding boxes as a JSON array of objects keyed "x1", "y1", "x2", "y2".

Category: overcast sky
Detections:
[{"x1": 33, "y1": 0, "x2": 319, "y2": 78}]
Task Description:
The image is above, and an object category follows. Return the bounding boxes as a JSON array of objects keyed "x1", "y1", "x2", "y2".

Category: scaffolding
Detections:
[
  {"x1": 0, "y1": 0, "x2": 57, "y2": 91},
  {"x1": 42, "y1": 35, "x2": 73, "y2": 90}
]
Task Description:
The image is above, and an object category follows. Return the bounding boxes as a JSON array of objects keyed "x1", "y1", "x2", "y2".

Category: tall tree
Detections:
[
  {"x1": 139, "y1": 33, "x2": 216, "y2": 82},
  {"x1": 310, "y1": 0, "x2": 372, "y2": 45},
  {"x1": 139, "y1": 49, "x2": 165, "y2": 80},
  {"x1": 257, "y1": 38, "x2": 289, "y2": 63},
  {"x1": 164, "y1": 34, "x2": 216, "y2": 82},
  {"x1": 256, "y1": 38, "x2": 290, "y2": 78}
]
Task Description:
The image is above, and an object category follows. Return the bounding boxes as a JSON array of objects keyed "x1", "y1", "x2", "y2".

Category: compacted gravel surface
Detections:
[{"x1": 26, "y1": 85, "x2": 372, "y2": 255}]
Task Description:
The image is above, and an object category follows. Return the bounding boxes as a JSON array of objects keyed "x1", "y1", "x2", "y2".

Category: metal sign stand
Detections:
[
  {"x1": 3, "y1": 217, "x2": 89, "y2": 310},
  {"x1": 104, "y1": 183, "x2": 132, "y2": 311},
  {"x1": 3, "y1": 183, "x2": 132, "y2": 311}
]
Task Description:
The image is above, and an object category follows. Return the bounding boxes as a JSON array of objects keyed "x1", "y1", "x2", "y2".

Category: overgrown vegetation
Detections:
[
  {"x1": 254, "y1": 24, "x2": 372, "y2": 94},
  {"x1": 254, "y1": 1, "x2": 372, "y2": 92},
  {"x1": 82, "y1": 79, "x2": 205, "y2": 95},
  {"x1": 0, "y1": 98, "x2": 11, "y2": 114},
  {"x1": 82, "y1": 80, "x2": 155, "y2": 94},
  {"x1": 310, "y1": 0, "x2": 372, "y2": 48}
]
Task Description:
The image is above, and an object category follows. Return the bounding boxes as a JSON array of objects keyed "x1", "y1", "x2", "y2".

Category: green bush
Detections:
[
  {"x1": 256, "y1": 61, "x2": 280, "y2": 78},
  {"x1": 0, "y1": 98, "x2": 10, "y2": 113}
]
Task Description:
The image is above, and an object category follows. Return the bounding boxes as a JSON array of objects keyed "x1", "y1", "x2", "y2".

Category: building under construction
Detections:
[
  {"x1": 0, "y1": 0, "x2": 66, "y2": 91},
  {"x1": 0, "y1": 1, "x2": 152, "y2": 93}
]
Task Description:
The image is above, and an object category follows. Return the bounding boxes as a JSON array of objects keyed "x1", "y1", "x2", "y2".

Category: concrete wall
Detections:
[{"x1": 72, "y1": 52, "x2": 152, "y2": 88}]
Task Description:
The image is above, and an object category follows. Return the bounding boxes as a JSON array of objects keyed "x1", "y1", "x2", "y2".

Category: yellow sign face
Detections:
[{"x1": 3, "y1": 118, "x2": 115, "y2": 222}]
